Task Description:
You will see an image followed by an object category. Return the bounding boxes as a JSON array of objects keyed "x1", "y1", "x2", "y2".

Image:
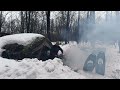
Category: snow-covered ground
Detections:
[
  {"x1": 62, "y1": 42, "x2": 120, "y2": 79},
  {"x1": 0, "y1": 57, "x2": 87, "y2": 79},
  {"x1": 0, "y1": 33, "x2": 120, "y2": 79}
]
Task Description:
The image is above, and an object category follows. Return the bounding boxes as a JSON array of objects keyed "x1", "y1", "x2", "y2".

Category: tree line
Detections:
[{"x1": 1, "y1": 11, "x2": 118, "y2": 44}]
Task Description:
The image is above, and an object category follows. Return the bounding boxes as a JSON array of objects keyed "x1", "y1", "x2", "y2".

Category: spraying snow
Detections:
[
  {"x1": 62, "y1": 42, "x2": 120, "y2": 79},
  {"x1": 0, "y1": 33, "x2": 120, "y2": 79},
  {"x1": 86, "y1": 14, "x2": 120, "y2": 44}
]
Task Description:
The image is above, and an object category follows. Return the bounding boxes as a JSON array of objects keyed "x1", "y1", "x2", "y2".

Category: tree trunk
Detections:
[
  {"x1": 46, "y1": 11, "x2": 51, "y2": 41},
  {"x1": 25, "y1": 11, "x2": 31, "y2": 33},
  {"x1": 0, "y1": 11, "x2": 3, "y2": 33},
  {"x1": 30, "y1": 11, "x2": 34, "y2": 33},
  {"x1": 77, "y1": 11, "x2": 80, "y2": 43},
  {"x1": 25, "y1": 11, "x2": 28, "y2": 33},
  {"x1": 90, "y1": 11, "x2": 95, "y2": 24},
  {"x1": 28, "y1": 11, "x2": 31, "y2": 33},
  {"x1": 20, "y1": 11, "x2": 24, "y2": 33},
  {"x1": 65, "y1": 11, "x2": 70, "y2": 44},
  {"x1": 87, "y1": 11, "x2": 90, "y2": 24}
]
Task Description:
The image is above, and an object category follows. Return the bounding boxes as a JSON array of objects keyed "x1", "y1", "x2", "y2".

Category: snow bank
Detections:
[
  {"x1": 0, "y1": 33, "x2": 44, "y2": 55},
  {"x1": 0, "y1": 57, "x2": 86, "y2": 79}
]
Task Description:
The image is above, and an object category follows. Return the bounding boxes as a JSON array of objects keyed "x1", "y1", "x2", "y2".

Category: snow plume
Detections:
[
  {"x1": 62, "y1": 13, "x2": 120, "y2": 73},
  {"x1": 62, "y1": 42, "x2": 120, "y2": 78},
  {"x1": 62, "y1": 43, "x2": 91, "y2": 71},
  {"x1": 86, "y1": 14, "x2": 120, "y2": 44}
]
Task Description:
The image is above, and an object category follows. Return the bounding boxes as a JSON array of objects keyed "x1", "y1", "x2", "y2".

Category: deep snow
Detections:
[
  {"x1": 0, "y1": 33, "x2": 120, "y2": 79},
  {"x1": 0, "y1": 57, "x2": 87, "y2": 79},
  {"x1": 62, "y1": 42, "x2": 120, "y2": 79}
]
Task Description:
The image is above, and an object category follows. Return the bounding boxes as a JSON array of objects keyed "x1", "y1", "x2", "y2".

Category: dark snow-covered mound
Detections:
[{"x1": 0, "y1": 33, "x2": 52, "y2": 60}]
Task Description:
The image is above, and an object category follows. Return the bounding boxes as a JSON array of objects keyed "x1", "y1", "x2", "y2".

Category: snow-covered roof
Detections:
[{"x1": 0, "y1": 33, "x2": 44, "y2": 55}]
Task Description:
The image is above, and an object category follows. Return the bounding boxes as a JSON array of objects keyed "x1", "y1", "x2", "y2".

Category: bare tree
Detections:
[
  {"x1": 46, "y1": 11, "x2": 51, "y2": 41},
  {"x1": 26, "y1": 11, "x2": 31, "y2": 33},
  {"x1": 76, "y1": 11, "x2": 80, "y2": 43},
  {"x1": 0, "y1": 11, "x2": 3, "y2": 32},
  {"x1": 0, "y1": 11, "x2": 8, "y2": 33},
  {"x1": 65, "y1": 11, "x2": 70, "y2": 44},
  {"x1": 20, "y1": 11, "x2": 25, "y2": 33},
  {"x1": 90, "y1": 11, "x2": 95, "y2": 24},
  {"x1": 0, "y1": 11, "x2": 97, "y2": 43},
  {"x1": 25, "y1": 11, "x2": 30, "y2": 33},
  {"x1": 87, "y1": 11, "x2": 90, "y2": 23}
]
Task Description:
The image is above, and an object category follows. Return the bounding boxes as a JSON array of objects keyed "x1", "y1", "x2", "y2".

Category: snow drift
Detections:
[{"x1": 0, "y1": 57, "x2": 86, "y2": 79}]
